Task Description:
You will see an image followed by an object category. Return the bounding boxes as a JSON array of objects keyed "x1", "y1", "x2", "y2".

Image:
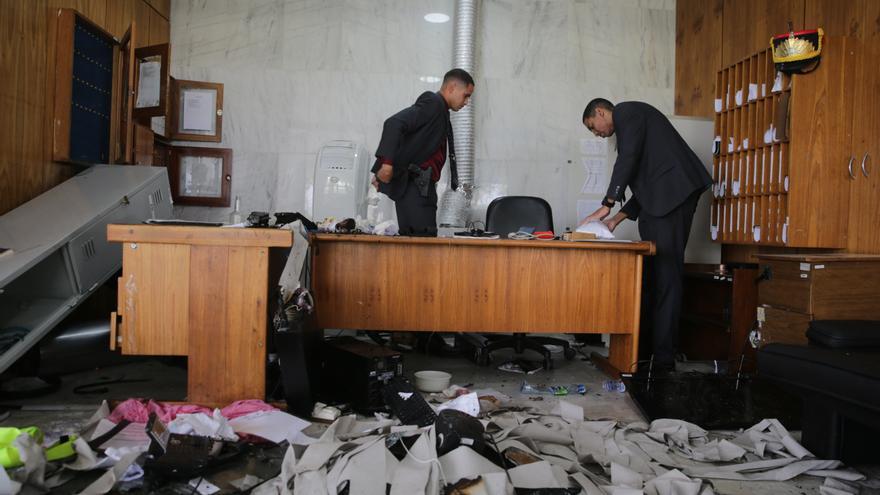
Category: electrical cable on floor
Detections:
[
  {"x1": 399, "y1": 433, "x2": 447, "y2": 487},
  {"x1": 73, "y1": 376, "x2": 151, "y2": 395}
]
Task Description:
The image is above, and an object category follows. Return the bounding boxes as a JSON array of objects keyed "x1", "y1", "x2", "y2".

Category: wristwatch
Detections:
[{"x1": 601, "y1": 197, "x2": 615, "y2": 208}]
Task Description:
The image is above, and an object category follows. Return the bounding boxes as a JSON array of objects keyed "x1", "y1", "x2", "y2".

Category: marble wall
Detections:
[{"x1": 170, "y1": 0, "x2": 678, "y2": 234}]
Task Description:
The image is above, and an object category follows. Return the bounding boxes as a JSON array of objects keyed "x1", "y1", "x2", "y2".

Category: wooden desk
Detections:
[
  {"x1": 107, "y1": 224, "x2": 292, "y2": 406},
  {"x1": 311, "y1": 234, "x2": 655, "y2": 375}
]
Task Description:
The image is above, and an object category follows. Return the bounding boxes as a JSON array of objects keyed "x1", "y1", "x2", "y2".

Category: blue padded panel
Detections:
[{"x1": 69, "y1": 17, "x2": 113, "y2": 163}]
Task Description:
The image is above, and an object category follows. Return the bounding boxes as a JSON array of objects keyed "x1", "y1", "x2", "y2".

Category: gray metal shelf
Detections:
[{"x1": 0, "y1": 165, "x2": 172, "y2": 374}]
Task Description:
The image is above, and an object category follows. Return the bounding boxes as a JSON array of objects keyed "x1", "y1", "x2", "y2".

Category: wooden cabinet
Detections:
[
  {"x1": 50, "y1": 9, "x2": 136, "y2": 165},
  {"x1": 679, "y1": 264, "x2": 759, "y2": 370},
  {"x1": 710, "y1": 36, "x2": 864, "y2": 248},
  {"x1": 754, "y1": 253, "x2": 880, "y2": 346},
  {"x1": 108, "y1": 225, "x2": 293, "y2": 406},
  {"x1": 846, "y1": 37, "x2": 880, "y2": 253}
]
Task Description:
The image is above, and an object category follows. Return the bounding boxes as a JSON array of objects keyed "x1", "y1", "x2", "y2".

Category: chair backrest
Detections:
[{"x1": 485, "y1": 196, "x2": 554, "y2": 237}]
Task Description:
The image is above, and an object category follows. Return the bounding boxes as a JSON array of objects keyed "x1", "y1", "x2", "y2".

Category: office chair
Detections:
[{"x1": 462, "y1": 196, "x2": 576, "y2": 369}]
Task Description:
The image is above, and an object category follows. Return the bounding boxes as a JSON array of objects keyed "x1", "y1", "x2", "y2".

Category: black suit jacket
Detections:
[
  {"x1": 372, "y1": 91, "x2": 452, "y2": 201},
  {"x1": 605, "y1": 101, "x2": 713, "y2": 219}
]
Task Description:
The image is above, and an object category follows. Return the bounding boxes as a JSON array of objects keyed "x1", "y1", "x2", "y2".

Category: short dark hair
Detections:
[
  {"x1": 582, "y1": 98, "x2": 614, "y2": 121},
  {"x1": 443, "y1": 68, "x2": 475, "y2": 87}
]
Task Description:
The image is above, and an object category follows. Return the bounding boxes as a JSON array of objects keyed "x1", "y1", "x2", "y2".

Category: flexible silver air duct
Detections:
[{"x1": 438, "y1": 0, "x2": 478, "y2": 227}]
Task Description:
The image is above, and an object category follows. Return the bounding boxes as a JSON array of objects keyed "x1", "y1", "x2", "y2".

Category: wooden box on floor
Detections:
[
  {"x1": 755, "y1": 253, "x2": 880, "y2": 346},
  {"x1": 107, "y1": 224, "x2": 292, "y2": 406}
]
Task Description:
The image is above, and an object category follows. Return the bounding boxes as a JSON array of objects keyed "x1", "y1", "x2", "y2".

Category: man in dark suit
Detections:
[
  {"x1": 581, "y1": 98, "x2": 713, "y2": 371},
  {"x1": 372, "y1": 69, "x2": 474, "y2": 236}
]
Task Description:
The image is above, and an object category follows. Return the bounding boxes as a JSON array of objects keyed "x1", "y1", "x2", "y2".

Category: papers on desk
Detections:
[{"x1": 576, "y1": 221, "x2": 615, "y2": 240}]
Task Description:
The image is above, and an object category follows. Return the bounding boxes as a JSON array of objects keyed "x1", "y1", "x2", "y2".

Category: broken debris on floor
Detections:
[{"x1": 0, "y1": 385, "x2": 872, "y2": 494}]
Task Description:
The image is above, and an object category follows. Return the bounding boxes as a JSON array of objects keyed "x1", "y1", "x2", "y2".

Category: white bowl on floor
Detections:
[{"x1": 414, "y1": 370, "x2": 452, "y2": 393}]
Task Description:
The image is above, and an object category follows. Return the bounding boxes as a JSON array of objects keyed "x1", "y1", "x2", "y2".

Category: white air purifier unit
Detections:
[{"x1": 312, "y1": 140, "x2": 369, "y2": 222}]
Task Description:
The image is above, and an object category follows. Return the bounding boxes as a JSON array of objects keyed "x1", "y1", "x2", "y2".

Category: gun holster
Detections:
[{"x1": 407, "y1": 163, "x2": 432, "y2": 198}]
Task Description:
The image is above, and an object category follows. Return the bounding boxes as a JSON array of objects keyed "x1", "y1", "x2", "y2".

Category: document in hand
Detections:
[{"x1": 575, "y1": 221, "x2": 615, "y2": 239}]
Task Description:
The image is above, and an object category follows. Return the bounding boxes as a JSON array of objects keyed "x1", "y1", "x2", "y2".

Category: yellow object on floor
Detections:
[{"x1": 0, "y1": 426, "x2": 43, "y2": 468}]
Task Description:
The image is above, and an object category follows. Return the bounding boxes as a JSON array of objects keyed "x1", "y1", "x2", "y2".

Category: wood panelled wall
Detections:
[
  {"x1": 0, "y1": 0, "x2": 170, "y2": 216},
  {"x1": 674, "y1": 0, "x2": 723, "y2": 117},
  {"x1": 676, "y1": 0, "x2": 880, "y2": 118},
  {"x1": 677, "y1": 0, "x2": 880, "y2": 261}
]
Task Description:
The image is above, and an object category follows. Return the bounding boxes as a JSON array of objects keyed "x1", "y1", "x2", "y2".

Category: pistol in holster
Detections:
[{"x1": 408, "y1": 163, "x2": 432, "y2": 198}]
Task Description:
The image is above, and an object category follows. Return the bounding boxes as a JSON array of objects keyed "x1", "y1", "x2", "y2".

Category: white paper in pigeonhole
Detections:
[
  {"x1": 227, "y1": 410, "x2": 310, "y2": 444},
  {"x1": 748, "y1": 83, "x2": 758, "y2": 102}
]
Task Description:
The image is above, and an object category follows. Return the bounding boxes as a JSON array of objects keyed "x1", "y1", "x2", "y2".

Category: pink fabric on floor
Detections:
[
  {"x1": 108, "y1": 399, "x2": 277, "y2": 423},
  {"x1": 221, "y1": 400, "x2": 278, "y2": 419},
  {"x1": 108, "y1": 399, "x2": 212, "y2": 423}
]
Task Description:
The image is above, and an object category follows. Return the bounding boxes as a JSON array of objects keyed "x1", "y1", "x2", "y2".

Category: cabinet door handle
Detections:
[
  {"x1": 848, "y1": 156, "x2": 855, "y2": 179},
  {"x1": 862, "y1": 152, "x2": 870, "y2": 177}
]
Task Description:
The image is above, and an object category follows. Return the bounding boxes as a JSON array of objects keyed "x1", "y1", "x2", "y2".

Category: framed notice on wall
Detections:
[
  {"x1": 133, "y1": 43, "x2": 170, "y2": 121},
  {"x1": 170, "y1": 79, "x2": 224, "y2": 142},
  {"x1": 168, "y1": 146, "x2": 232, "y2": 206}
]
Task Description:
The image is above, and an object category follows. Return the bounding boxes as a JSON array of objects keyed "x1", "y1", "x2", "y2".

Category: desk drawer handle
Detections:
[
  {"x1": 862, "y1": 152, "x2": 870, "y2": 177},
  {"x1": 848, "y1": 156, "x2": 855, "y2": 180}
]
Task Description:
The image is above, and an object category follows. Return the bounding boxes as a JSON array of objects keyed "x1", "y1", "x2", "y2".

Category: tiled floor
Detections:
[{"x1": 1, "y1": 334, "x2": 877, "y2": 494}]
